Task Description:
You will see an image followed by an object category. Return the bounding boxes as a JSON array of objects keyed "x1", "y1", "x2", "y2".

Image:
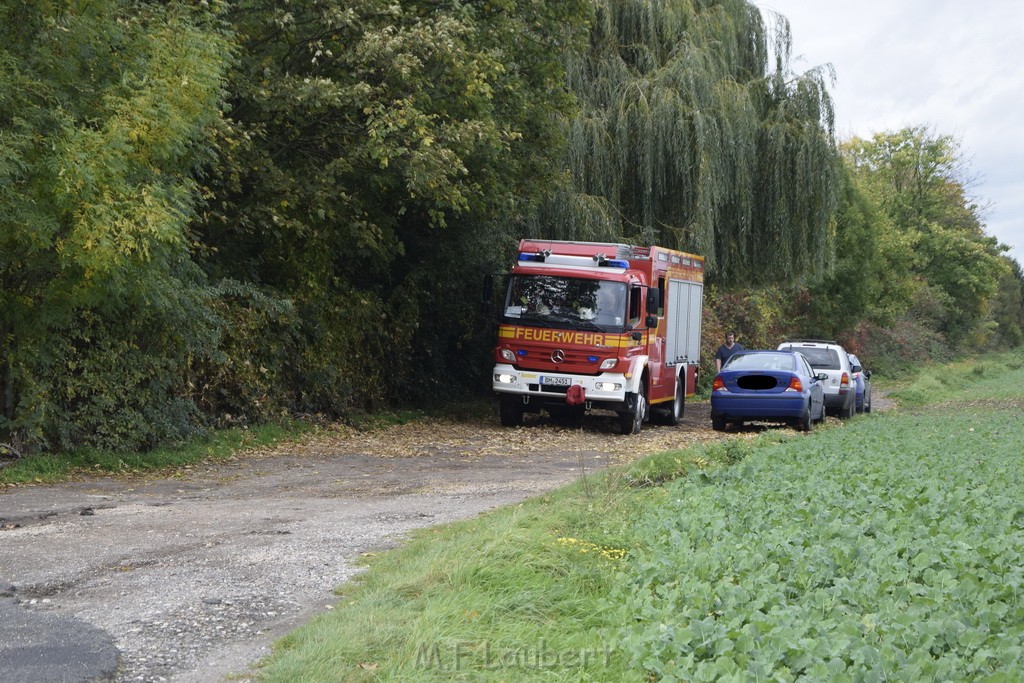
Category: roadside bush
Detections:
[
  {"x1": 15, "y1": 294, "x2": 216, "y2": 452},
  {"x1": 843, "y1": 317, "x2": 952, "y2": 377},
  {"x1": 190, "y1": 280, "x2": 396, "y2": 425},
  {"x1": 707, "y1": 286, "x2": 791, "y2": 350},
  {"x1": 291, "y1": 288, "x2": 396, "y2": 413},
  {"x1": 188, "y1": 281, "x2": 299, "y2": 425}
]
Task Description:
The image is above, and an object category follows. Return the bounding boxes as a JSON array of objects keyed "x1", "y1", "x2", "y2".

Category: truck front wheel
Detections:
[{"x1": 499, "y1": 398, "x2": 524, "y2": 427}]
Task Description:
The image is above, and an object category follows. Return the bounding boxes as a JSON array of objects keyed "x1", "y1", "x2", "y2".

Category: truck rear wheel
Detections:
[
  {"x1": 499, "y1": 398, "x2": 524, "y2": 427},
  {"x1": 619, "y1": 387, "x2": 647, "y2": 435},
  {"x1": 654, "y1": 378, "x2": 684, "y2": 426}
]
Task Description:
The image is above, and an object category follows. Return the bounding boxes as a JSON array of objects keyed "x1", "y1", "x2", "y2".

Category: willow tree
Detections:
[{"x1": 536, "y1": 0, "x2": 838, "y2": 283}]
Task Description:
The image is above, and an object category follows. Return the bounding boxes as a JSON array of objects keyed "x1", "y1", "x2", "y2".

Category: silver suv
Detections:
[{"x1": 777, "y1": 340, "x2": 856, "y2": 418}]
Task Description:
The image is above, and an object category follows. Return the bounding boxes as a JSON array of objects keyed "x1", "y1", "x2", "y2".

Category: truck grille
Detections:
[{"x1": 518, "y1": 350, "x2": 602, "y2": 376}]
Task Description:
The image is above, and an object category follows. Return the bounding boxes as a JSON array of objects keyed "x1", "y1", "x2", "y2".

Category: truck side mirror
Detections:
[
  {"x1": 645, "y1": 315, "x2": 658, "y2": 329},
  {"x1": 646, "y1": 288, "x2": 661, "y2": 315}
]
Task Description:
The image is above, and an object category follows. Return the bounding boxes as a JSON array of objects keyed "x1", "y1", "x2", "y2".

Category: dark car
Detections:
[
  {"x1": 849, "y1": 353, "x2": 872, "y2": 413},
  {"x1": 711, "y1": 350, "x2": 827, "y2": 432}
]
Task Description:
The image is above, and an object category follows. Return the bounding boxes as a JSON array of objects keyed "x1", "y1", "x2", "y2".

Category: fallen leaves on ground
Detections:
[{"x1": 241, "y1": 402, "x2": 727, "y2": 465}]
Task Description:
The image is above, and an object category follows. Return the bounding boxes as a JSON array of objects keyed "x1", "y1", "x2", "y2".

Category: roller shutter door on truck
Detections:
[{"x1": 666, "y1": 279, "x2": 703, "y2": 365}]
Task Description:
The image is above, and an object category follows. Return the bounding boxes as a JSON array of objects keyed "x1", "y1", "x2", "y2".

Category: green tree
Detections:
[
  {"x1": 194, "y1": 0, "x2": 590, "y2": 413},
  {"x1": 0, "y1": 0, "x2": 230, "y2": 449},
  {"x1": 989, "y1": 257, "x2": 1024, "y2": 348},
  {"x1": 798, "y1": 162, "x2": 878, "y2": 338},
  {"x1": 844, "y1": 127, "x2": 1007, "y2": 347}
]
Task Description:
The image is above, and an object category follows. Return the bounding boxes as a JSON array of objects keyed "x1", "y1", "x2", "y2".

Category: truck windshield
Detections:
[{"x1": 502, "y1": 275, "x2": 628, "y2": 332}]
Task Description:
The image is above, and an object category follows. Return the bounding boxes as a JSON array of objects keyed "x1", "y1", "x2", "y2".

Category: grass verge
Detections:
[
  {"x1": 887, "y1": 352, "x2": 1024, "y2": 406},
  {"x1": 0, "y1": 420, "x2": 313, "y2": 486},
  {"x1": 257, "y1": 350, "x2": 1024, "y2": 681}
]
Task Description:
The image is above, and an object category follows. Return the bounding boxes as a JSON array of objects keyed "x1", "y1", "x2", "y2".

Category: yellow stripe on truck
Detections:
[{"x1": 497, "y1": 325, "x2": 638, "y2": 348}]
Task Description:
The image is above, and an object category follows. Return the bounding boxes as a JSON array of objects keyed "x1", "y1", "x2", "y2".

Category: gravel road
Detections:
[{"x1": 1, "y1": 403, "x2": 728, "y2": 682}]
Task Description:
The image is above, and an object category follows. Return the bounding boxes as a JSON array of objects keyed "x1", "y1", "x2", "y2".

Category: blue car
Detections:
[
  {"x1": 711, "y1": 350, "x2": 827, "y2": 432},
  {"x1": 848, "y1": 353, "x2": 872, "y2": 413}
]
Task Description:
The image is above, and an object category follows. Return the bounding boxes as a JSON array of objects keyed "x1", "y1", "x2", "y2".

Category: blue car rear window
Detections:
[{"x1": 724, "y1": 353, "x2": 795, "y2": 371}]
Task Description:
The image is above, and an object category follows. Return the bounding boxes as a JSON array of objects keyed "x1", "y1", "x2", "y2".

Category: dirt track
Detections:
[{"x1": 1, "y1": 403, "x2": 733, "y2": 682}]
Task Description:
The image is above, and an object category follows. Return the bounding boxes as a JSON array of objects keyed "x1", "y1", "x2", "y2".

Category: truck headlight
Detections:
[
  {"x1": 499, "y1": 348, "x2": 516, "y2": 362},
  {"x1": 494, "y1": 373, "x2": 517, "y2": 384},
  {"x1": 599, "y1": 358, "x2": 618, "y2": 370}
]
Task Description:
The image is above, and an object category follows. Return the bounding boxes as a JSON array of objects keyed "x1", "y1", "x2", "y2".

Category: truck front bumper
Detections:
[{"x1": 492, "y1": 363, "x2": 634, "y2": 408}]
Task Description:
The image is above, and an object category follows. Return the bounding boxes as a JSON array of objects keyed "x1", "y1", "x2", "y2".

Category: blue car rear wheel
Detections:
[{"x1": 798, "y1": 403, "x2": 813, "y2": 432}]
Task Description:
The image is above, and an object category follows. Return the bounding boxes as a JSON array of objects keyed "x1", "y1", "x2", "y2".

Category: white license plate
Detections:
[{"x1": 540, "y1": 376, "x2": 571, "y2": 387}]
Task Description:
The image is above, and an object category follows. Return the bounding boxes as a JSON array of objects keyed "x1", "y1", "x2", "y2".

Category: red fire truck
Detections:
[{"x1": 492, "y1": 239, "x2": 704, "y2": 434}]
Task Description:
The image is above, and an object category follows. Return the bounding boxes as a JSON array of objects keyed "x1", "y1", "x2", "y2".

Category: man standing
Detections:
[{"x1": 714, "y1": 332, "x2": 744, "y2": 372}]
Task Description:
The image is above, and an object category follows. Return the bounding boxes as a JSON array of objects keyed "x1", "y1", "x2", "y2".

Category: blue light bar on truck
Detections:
[
  {"x1": 518, "y1": 249, "x2": 552, "y2": 262},
  {"x1": 517, "y1": 252, "x2": 628, "y2": 268}
]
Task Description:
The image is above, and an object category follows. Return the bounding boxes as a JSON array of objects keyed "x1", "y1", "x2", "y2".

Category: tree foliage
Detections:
[
  {"x1": 1, "y1": 0, "x2": 231, "y2": 449},
  {"x1": 193, "y1": 0, "x2": 590, "y2": 413},
  {"x1": 532, "y1": 1, "x2": 838, "y2": 283},
  {"x1": 844, "y1": 127, "x2": 1011, "y2": 348},
  {"x1": 990, "y1": 257, "x2": 1024, "y2": 349},
  {"x1": 1, "y1": 1, "x2": 1018, "y2": 453}
]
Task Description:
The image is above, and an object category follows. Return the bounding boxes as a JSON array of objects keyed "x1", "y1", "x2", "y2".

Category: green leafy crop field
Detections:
[{"x1": 614, "y1": 357, "x2": 1024, "y2": 681}]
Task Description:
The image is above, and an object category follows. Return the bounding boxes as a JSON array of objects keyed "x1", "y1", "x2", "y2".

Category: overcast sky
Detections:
[{"x1": 760, "y1": 1, "x2": 1024, "y2": 266}]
